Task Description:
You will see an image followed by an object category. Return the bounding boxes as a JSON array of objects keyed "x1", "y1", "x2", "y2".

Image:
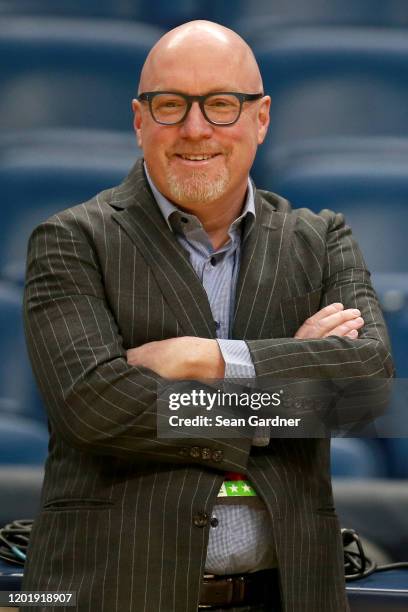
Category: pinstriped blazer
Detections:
[{"x1": 21, "y1": 159, "x2": 393, "y2": 612}]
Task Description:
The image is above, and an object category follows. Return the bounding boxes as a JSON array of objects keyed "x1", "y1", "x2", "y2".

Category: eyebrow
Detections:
[{"x1": 147, "y1": 87, "x2": 244, "y2": 95}]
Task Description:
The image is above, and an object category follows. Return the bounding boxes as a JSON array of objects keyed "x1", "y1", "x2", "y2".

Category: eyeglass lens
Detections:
[{"x1": 151, "y1": 93, "x2": 241, "y2": 124}]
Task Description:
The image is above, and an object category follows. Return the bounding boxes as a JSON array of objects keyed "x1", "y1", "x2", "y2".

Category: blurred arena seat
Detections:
[
  {"x1": 0, "y1": 0, "x2": 202, "y2": 28},
  {"x1": 0, "y1": 17, "x2": 163, "y2": 132},
  {"x1": 0, "y1": 130, "x2": 138, "y2": 283},
  {"x1": 382, "y1": 438, "x2": 408, "y2": 478},
  {"x1": 334, "y1": 479, "x2": 408, "y2": 561},
  {"x1": 252, "y1": 28, "x2": 408, "y2": 154},
  {"x1": 254, "y1": 137, "x2": 408, "y2": 274},
  {"x1": 373, "y1": 273, "x2": 408, "y2": 377},
  {"x1": 219, "y1": 0, "x2": 408, "y2": 36},
  {"x1": 330, "y1": 439, "x2": 387, "y2": 478},
  {"x1": 0, "y1": 281, "x2": 46, "y2": 422},
  {"x1": 0, "y1": 465, "x2": 43, "y2": 524},
  {"x1": 0, "y1": 414, "x2": 48, "y2": 464}
]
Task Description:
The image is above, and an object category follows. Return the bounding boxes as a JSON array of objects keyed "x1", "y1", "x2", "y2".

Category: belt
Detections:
[{"x1": 198, "y1": 568, "x2": 280, "y2": 609}]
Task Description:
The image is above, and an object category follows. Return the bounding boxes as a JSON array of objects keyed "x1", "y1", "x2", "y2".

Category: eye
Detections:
[
  {"x1": 155, "y1": 96, "x2": 185, "y2": 109},
  {"x1": 207, "y1": 98, "x2": 235, "y2": 108},
  {"x1": 163, "y1": 100, "x2": 184, "y2": 108}
]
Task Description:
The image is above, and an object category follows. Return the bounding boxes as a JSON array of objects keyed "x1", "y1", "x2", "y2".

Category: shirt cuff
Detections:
[
  {"x1": 216, "y1": 340, "x2": 269, "y2": 447},
  {"x1": 216, "y1": 339, "x2": 256, "y2": 379}
]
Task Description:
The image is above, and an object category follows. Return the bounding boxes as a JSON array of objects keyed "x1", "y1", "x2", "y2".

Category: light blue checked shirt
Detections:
[{"x1": 145, "y1": 164, "x2": 277, "y2": 575}]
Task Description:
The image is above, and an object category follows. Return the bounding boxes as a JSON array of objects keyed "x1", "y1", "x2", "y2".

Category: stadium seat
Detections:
[
  {"x1": 0, "y1": 0, "x2": 202, "y2": 28},
  {"x1": 251, "y1": 28, "x2": 408, "y2": 154},
  {"x1": 0, "y1": 17, "x2": 163, "y2": 132},
  {"x1": 254, "y1": 138, "x2": 408, "y2": 274},
  {"x1": 372, "y1": 273, "x2": 408, "y2": 377},
  {"x1": 0, "y1": 414, "x2": 48, "y2": 464},
  {"x1": 382, "y1": 439, "x2": 408, "y2": 478},
  {"x1": 0, "y1": 130, "x2": 138, "y2": 283},
  {"x1": 334, "y1": 479, "x2": 408, "y2": 561},
  {"x1": 330, "y1": 439, "x2": 387, "y2": 478},
  {"x1": 218, "y1": 0, "x2": 408, "y2": 36},
  {"x1": 0, "y1": 465, "x2": 43, "y2": 524},
  {"x1": 0, "y1": 281, "x2": 47, "y2": 422}
]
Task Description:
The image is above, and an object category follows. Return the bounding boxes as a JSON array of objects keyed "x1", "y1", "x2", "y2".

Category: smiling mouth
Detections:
[{"x1": 175, "y1": 153, "x2": 220, "y2": 161}]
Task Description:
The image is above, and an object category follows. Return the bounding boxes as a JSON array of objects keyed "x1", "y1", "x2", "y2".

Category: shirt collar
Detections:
[{"x1": 144, "y1": 161, "x2": 255, "y2": 235}]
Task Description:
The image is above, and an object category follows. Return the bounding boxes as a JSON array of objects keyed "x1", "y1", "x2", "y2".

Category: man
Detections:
[{"x1": 22, "y1": 20, "x2": 393, "y2": 612}]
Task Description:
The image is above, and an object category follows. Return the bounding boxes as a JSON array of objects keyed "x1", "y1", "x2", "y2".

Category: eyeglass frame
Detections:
[{"x1": 137, "y1": 91, "x2": 264, "y2": 126}]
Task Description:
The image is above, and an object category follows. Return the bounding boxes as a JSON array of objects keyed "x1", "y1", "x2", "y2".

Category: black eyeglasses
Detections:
[{"x1": 137, "y1": 91, "x2": 264, "y2": 126}]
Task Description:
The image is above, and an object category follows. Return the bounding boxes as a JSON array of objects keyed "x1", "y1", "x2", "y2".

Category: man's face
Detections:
[{"x1": 132, "y1": 41, "x2": 270, "y2": 208}]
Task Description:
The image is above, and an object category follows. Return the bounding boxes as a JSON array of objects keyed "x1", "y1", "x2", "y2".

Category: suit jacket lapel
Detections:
[
  {"x1": 110, "y1": 160, "x2": 216, "y2": 338},
  {"x1": 232, "y1": 189, "x2": 296, "y2": 339}
]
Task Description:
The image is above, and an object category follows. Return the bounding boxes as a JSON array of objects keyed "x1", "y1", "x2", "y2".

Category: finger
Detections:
[
  {"x1": 310, "y1": 302, "x2": 344, "y2": 322},
  {"x1": 310, "y1": 309, "x2": 362, "y2": 335},
  {"x1": 345, "y1": 329, "x2": 359, "y2": 339},
  {"x1": 324, "y1": 317, "x2": 364, "y2": 338}
]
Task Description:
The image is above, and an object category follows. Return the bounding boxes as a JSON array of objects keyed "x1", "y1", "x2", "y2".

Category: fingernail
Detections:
[
  {"x1": 352, "y1": 309, "x2": 361, "y2": 316},
  {"x1": 349, "y1": 329, "x2": 358, "y2": 338}
]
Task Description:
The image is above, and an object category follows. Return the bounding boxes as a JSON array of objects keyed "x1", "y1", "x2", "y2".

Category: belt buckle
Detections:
[
  {"x1": 198, "y1": 574, "x2": 215, "y2": 609},
  {"x1": 234, "y1": 575, "x2": 246, "y2": 602},
  {"x1": 198, "y1": 574, "x2": 234, "y2": 609}
]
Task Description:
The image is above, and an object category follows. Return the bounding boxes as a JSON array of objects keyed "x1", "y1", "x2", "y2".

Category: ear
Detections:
[
  {"x1": 257, "y1": 96, "x2": 271, "y2": 145},
  {"x1": 132, "y1": 99, "x2": 143, "y2": 148}
]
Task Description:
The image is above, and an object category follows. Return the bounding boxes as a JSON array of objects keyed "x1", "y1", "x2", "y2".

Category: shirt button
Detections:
[
  {"x1": 212, "y1": 449, "x2": 224, "y2": 462},
  {"x1": 214, "y1": 321, "x2": 221, "y2": 330},
  {"x1": 201, "y1": 448, "x2": 212, "y2": 460},
  {"x1": 189, "y1": 446, "x2": 201, "y2": 459},
  {"x1": 193, "y1": 512, "x2": 209, "y2": 528},
  {"x1": 210, "y1": 256, "x2": 217, "y2": 266},
  {"x1": 210, "y1": 517, "x2": 219, "y2": 528}
]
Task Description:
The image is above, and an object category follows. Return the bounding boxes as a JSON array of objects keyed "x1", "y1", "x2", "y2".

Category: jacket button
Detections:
[
  {"x1": 190, "y1": 446, "x2": 201, "y2": 459},
  {"x1": 193, "y1": 512, "x2": 209, "y2": 528},
  {"x1": 212, "y1": 449, "x2": 223, "y2": 462},
  {"x1": 178, "y1": 447, "x2": 189, "y2": 457},
  {"x1": 201, "y1": 447, "x2": 212, "y2": 460}
]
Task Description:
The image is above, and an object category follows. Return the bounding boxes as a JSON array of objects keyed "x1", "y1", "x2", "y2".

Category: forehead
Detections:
[{"x1": 143, "y1": 43, "x2": 255, "y2": 94}]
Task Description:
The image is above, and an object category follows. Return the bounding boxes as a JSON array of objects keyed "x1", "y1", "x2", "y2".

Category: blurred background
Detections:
[{"x1": 0, "y1": 0, "x2": 408, "y2": 576}]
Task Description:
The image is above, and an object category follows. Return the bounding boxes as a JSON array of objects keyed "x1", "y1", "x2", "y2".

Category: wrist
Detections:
[{"x1": 187, "y1": 337, "x2": 225, "y2": 378}]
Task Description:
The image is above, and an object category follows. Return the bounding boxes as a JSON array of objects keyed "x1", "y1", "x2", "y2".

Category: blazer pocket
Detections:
[
  {"x1": 43, "y1": 497, "x2": 115, "y2": 512},
  {"x1": 278, "y1": 287, "x2": 323, "y2": 335}
]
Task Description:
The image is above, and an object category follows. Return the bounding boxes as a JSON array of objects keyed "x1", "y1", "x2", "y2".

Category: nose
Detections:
[{"x1": 179, "y1": 101, "x2": 213, "y2": 140}]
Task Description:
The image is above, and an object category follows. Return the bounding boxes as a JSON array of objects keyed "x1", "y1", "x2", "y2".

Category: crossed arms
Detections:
[
  {"x1": 23, "y1": 207, "x2": 394, "y2": 471},
  {"x1": 126, "y1": 303, "x2": 366, "y2": 378}
]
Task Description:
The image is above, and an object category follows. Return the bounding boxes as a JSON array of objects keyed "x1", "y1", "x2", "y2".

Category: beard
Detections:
[{"x1": 165, "y1": 166, "x2": 230, "y2": 205}]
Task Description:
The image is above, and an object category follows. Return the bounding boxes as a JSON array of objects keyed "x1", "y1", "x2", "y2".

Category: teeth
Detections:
[{"x1": 180, "y1": 154, "x2": 215, "y2": 161}]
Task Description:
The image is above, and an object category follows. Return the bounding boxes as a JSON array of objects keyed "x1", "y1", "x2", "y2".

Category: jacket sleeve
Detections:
[
  {"x1": 23, "y1": 216, "x2": 251, "y2": 471},
  {"x1": 245, "y1": 211, "x2": 394, "y2": 430}
]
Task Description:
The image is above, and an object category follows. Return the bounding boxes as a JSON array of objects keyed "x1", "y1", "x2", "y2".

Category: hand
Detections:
[
  {"x1": 294, "y1": 303, "x2": 364, "y2": 340},
  {"x1": 126, "y1": 336, "x2": 225, "y2": 379}
]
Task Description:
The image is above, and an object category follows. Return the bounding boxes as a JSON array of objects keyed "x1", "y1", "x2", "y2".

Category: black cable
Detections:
[
  {"x1": 0, "y1": 519, "x2": 32, "y2": 566},
  {"x1": 376, "y1": 561, "x2": 408, "y2": 572},
  {"x1": 342, "y1": 528, "x2": 408, "y2": 581},
  {"x1": 1, "y1": 521, "x2": 408, "y2": 578}
]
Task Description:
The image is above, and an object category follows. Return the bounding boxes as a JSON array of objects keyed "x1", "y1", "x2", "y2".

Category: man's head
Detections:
[{"x1": 132, "y1": 21, "x2": 270, "y2": 211}]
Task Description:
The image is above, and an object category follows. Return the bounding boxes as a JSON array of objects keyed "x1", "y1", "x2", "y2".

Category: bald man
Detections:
[{"x1": 22, "y1": 20, "x2": 392, "y2": 612}]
